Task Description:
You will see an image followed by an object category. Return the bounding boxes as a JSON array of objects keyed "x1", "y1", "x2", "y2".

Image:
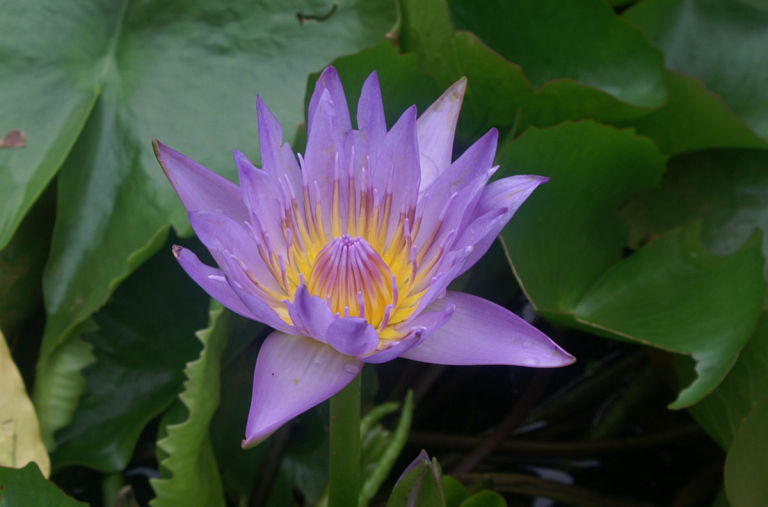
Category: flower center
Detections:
[{"x1": 307, "y1": 235, "x2": 395, "y2": 327}]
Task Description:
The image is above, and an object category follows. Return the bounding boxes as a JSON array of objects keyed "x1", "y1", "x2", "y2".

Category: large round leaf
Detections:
[
  {"x1": 574, "y1": 224, "x2": 763, "y2": 408},
  {"x1": 689, "y1": 313, "x2": 768, "y2": 448},
  {"x1": 0, "y1": 1, "x2": 108, "y2": 248},
  {"x1": 625, "y1": 0, "x2": 768, "y2": 141},
  {"x1": 448, "y1": 0, "x2": 666, "y2": 107},
  {"x1": 623, "y1": 150, "x2": 768, "y2": 279},
  {"x1": 622, "y1": 149, "x2": 768, "y2": 440},
  {"x1": 499, "y1": 121, "x2": 666, "y2": 313},
  {"x1": 621, "y1": 71, "x2": 768, "y2": 156},
  {"x1": 499, "y1": 122, "x2": 764, "y2": 407}
]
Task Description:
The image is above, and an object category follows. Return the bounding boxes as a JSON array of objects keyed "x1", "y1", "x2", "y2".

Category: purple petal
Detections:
[
  {"x1": 416, "y1": 78, "x2": 467, "y2": 190},
  {"x1": 154, "y1": 140, "x2": 248, "y2": 222},
  {"x1": 357, "y1": 71, "x2": 387, "y2": 145},
  {"x1": 374, "y1": 105, "x2": 421, "y2": 233},
  {"x1": 234, "y1": 150, "x2": 288, "y2": 252},
  {"x1": 188, "y1": 211, "x2": 282, "y2": 294},
  {"x1": 361, "y1": 330, "x2": 424, "y2": 364},
  {"x1": 363, "y1": 300, "x2": 455, "y2": 363},
  {"x1": 413, "y1": 129, "x2": 498, "y2": 256},
  {"x1": 243, "y1": 331, "x2": 363, "y2": 447},
  {"x1": 172, "y1": 245, "x2": 258, "y2": 320},
  {"x1": 401, "y1": 292, "x2": 574, "y2": 367},
  {"x1": 412, "y1": 246, "x2": 472, "y2": 314},
  {"x1": 255, "y1": 97, "x2": 302, "y2": 191},
  {"x1": 396, "y1": 297, "x2": 456, "y2": 336},
  {"x1": 304, "y1": 88, "x2": 344, "y2": 235},
  {"x1": 326, "y1": 317, "x2": 380, "y2": 357},
  {"x1": 285, "y1": 283, "x2": 335, "y2": 341},
  {"x1": 219, "y1": 253, "x2": 296, "y2": 334},
  {"x1": 456, "y1": 174, "x2": 548, "y2": 273},
  {"x1": 308, "y1": 66, "x2": 351, "y2": 139}
]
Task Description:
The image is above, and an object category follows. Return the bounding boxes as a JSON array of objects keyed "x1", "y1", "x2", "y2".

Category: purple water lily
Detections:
[{"x1": 154, "y1": 67, "x2": 574, "y2": 447}]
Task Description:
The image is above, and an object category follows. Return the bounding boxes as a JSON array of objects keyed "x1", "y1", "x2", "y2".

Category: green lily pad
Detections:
[
  {"x1": 622, "y1": 71, "x2": 768, "y2": 155},
  {"x1": 623, "y1": 149, "x2": 768, "y2": 279},
  {"x1": 689, "y1": 313, "x2": 768, "y2": 448},
  {"x1": 0, "y1": 0, "x2": 105, "y2": 249},
  {"x1": 500, "y1": 121, "x2": 666, "y2": 313},
  {"x1": 50, "y1": 237, "x2": 209, "y2": 472},
  {"x1": 448, "y1": 0, "x2": 666, "y2": 107},
  {"x1": 446, "y1": 0, "x2": 666, "y2": 129},
  {"x1": 724, "y1": 398, "x2": 768, "y2": 507},
  {"x1": 621, "y1": 148, "x2": 768, "y2": 431},
  {"x1": 575, "y1": 224, "x2": 763, "y2": 408},
  {"x1": 500, "y1": 122, "x2": 764, "y2": 407},
  {"x1": 624, "y1": 0, "x2": 768, "y2": 141}
]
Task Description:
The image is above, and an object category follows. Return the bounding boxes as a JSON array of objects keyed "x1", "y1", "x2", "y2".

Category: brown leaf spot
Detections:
[{"x1": 0, "y1": 130, "x2": 26, "y2": 149}]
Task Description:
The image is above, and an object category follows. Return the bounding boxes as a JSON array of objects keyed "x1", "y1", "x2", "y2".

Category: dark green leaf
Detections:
[
  {"x1": 623, "y1": 149, "x2": 768, "y2": 275},
  {"x1": 443, "y1": 475, "x2": 469, "y2": 507},
  {"x1": 50, "y1": 237, "x2": 209, "y2": 472},
  {"x1": 624, "y1": 0, "x2": 768, "y2": 140},
  {"x1": 621, "y1": 71, "x2": 768, "y2": 155},
  {"x1": 210, "y1": 319, "x2": 269, "y2": 500},
  {"x1": 621, "y1": 149, "x2": 768, "y2": 428},
  {"x1": 724, "y1": 399, "x2": 768, "y2": 507},
  {"x1": 0, "y1": 186, "x2": 54, "y2": 339},
  {"x1": 575, "y1": 225, "x2": 763, "y2": 408},
  {"x1": 499, "y1": 121, "x2": 666, "y2": 313},
  {"x1": 688, "y1": 313, "x2": 768, "y2": 448},
  {"x1": 0, "y1": 462, "x2": 86, "y2": 506},
  {"x1": 449, "y1": 0, "x2": 665, "y2": 107},
  {"x1": 500, "y1": 123, "x2": 765, "y2": 407},
  {"x1": 151, "y1": 302, "x2": 230, "y2": 507}
]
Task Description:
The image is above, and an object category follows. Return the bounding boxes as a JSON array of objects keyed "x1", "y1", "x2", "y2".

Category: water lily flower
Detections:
[{"x1": 154, "y1": 67, "x2": 574, "y2": 447}]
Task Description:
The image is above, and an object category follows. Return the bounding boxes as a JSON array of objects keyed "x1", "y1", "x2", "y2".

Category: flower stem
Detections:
[{"x1": 329, "y1": 374, "x2": 361, "y2": 507}]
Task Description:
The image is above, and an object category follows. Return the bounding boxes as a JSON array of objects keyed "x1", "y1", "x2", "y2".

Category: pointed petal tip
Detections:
[
  {"x1": 244, "y1": 332, "x2": 363, "y2": 451},
  {"x1": 318, "y1": 65, "x2": 339, "y2": 82},
  {"x1": 241, "y1": 432, "x2": 271, "y2": 449},
  {"x1": 441, "y1": 76, "x2": 468, "y2": 104}
]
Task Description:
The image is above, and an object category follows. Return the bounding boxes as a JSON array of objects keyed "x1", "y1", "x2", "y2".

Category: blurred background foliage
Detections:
[{"x1": 1, "y1": 0, "x2": 767, "y2": 505}]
